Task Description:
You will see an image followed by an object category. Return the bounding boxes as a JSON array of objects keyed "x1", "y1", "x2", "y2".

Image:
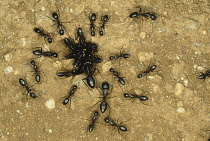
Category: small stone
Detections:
[
  {"x1": 195, "y1": 43, "x2": 200, "y2": 47},
  {"x1": 201, "y1": 30, "x2": 207, "y2": 35},
  {"x1": 51, "y1": 61, "x2": 62, "y2": 69},
  {"x1": 175, "y1": 83, "x2": 185, "y2": 96},
  {"x1": 184, "y1": 19, "x2": 198, "y2": 30},
  {"x1": 183, "y1": 79, "x2": 188, "y2": 87},
  {"x1": 5, "y1": 66, "x2": 13, "y2": 74},
  {"x1": 139, "y1": 32, "x2": 146, "y2": 39},
  {"x1": 148, "y1": 75, "x2": 162, "y2": 83},
  {"x1": 48, "y1": 129, "x2": 52, "y2": 133},
  {"x1": 177, "y1": 101, "x2": 183, "y2": 107},
  {"x1": 45, "y1": 98, "x2": 55, "y2": 110},
  {"x1": 177, "y1": 107, "x2": 185, "y2": 113},
  {"x1": 4, "y1": 54, "x2": 11, "y2": 61}
]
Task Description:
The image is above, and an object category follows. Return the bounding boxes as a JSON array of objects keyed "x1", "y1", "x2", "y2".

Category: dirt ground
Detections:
[{"x1": 0, "y1": 0, "x2": 210, "y2": 141}]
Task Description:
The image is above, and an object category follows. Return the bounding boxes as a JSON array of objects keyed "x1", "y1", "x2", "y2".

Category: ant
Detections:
[
  {"x1": 124, "y1": 92, "x2": 148, "y2": 105},
  {"x1": 104, "y1": 117, "x2": 127, "y2": 132},
  {"x1": 76, "y1": 27, "x2": 86, "y2": 47},
  {"x1": 109, "y1": 47, "x2": 130, "y2": 60},
  {"x1": 51, "y1": 12, "x2": 65, "y2": 35},
  {"x1": 33, "y1": 47, "x2": 58, "y2": 58},
  {"x1": 99, "y1": 15, "x2": 109, "y2": 36},
  {"x1": 62, "y1": 85, "x2": 77, "y2": 106},
  {"x1": 30, "y1": 60, "x2": 41, "y2": 82},
  {"x1": 88, "y1": 111, "x2": 99, "y2": 132},
  {"x1": 110, "y1": 68, "x2": 125, "y2": 85},
  {"x1": 99, "y1": 82, "x2": 112, "y2": 113},
  {"x1": 34, "y1": 28, "x2": 53, "y2": 43},
  {"x1": 89, "y1": 13, "x2": 97, "y2": 36},
  {"x1": 57, "y1": 68, "x2": 83, "y2": 77},
  {"x1": 83, "y1": 75, "x2": 95, "y2": 88},
  {"x1": 137, "y1": 64, "x2": 157, "y2": 78},
  {"x1": 129, "y1": 7, "x2": 157, "y2": 21},
  {"x1": 19, "y1": 78, "x2": 37, "y2": 99},
  {"x1": 198, "y1": 69, "x2": 210, "y2": 80}
]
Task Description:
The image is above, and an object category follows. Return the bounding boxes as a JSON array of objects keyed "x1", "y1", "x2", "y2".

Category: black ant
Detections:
[
  {"x1": 110, "y1": 68, "x2": 125, "y2": 85},
  {"x1": 62, "y1": 85, "x2": 77, "y2": 106},
  {"x1": 98, "y1": 82, "x2": 112, "y2": 113},
  {"x1": 124, "y1": 92, "x2": 148, "y2": 105},
  {"x1": 137, "y1": 64, "x2": 157, "y2": 78},
  {"x1": 33, "y1": 47, "x2": 58, "y2": 58},
  {"x1": 104, "y1": 117, "x2": 127, "y2": 132},
  {"x1": 99, "y1": 15, "x2": 109, "y2": 36},
  {"x1": 34, "y1": 28, "x2": 53, "y2": 43},
  {"x1": 76, "y1": 27, "x2": 87, "y2": 47},
  {"x1": 88, "y1": 111, "x2": 99, "y2": 132},
  {"x1": 89, "y1": 13, "x2": 97, "y2": 36},
  {"x1": 51, "y1": 12, "x2": 65, "y2": 35},
  {"x1": 109, "y1": 47, "x2": 130, "y2": 60},
  {"x1": 19, "y1": 78, "x2": 37, "y2": 99},
  {"x1": 57, "y1": 68, "x2": 83, "y2": 77},
  {"x1": 83, "y1": 75, "x2": 95, "y2": 88},
  {"x1": 30, "y1": 60, "x2": 41, "y2": 82},
  {"x1": 129, "y1": 7, "x2": 157, "y2": 21},
  {"x1": 198, "y1": 69, "x2": 210, "y2": 80}
]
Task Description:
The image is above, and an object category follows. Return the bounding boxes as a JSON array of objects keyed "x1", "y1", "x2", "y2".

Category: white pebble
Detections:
[
  {"x1": 45, "y1": 99, "x2": 55, "y2": 110},
  {"x1": 177, "y1": 107, "x2": 185, "y2": 113},
  {"x1": 4, "y1": 54, "x2": 11, "y2": 61},
  {"x1": 48, "y1": 129, "x2": 52, "y2": 133},
  {"x1": 5, "y1": 66, "x2": 13, "y2": 74},
  {"x1": 139, "y1": 32, "x2": 146, "y2": 39},
  {"x1": 175, "y1": 83, "x2": 184, "y2": 96}
]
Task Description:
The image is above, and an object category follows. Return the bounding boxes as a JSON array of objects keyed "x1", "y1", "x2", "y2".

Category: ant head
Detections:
[
  {"x1": 102, "y1": 82, "x2": 109, "y2": 90},
  {"x1": 102, "y1": 15, "x2": 109, "y2": 22},
  {"x1": 104, "y1": 117, "x2": 110, "y2": 123},
  {"x1": 109, "y1": 68, "x2": 114, "y2": 72},
  {"x1": 30, "y1": 60, "x2": 36, "y2": 65},
  {"x1": 53, "y1": 53, "x2": 58, "y2": 58},
  {"x1": 150, "y1": 14, "x2": 156, "y2": 20},
  {"x1": 52, "y1": 12, "x2": 59, "y2": 19},
  {"x1": 72, "y1": 85, "x2": 78, "y2": 89},
  {"x1": 109, "y1": 56, "x2": 114, "y2": 60},
  {"x1": 124, "y1": 93, "x2": 129, "y2": 98},
  {"x1": 59, "y1": 29, "x2": 64, "y2": 35},
  {"x1": 48, "y1": 38, "x2": 53, "y2": 44},
  {"x1": 30, "y1": 93, "x2": 38, "y2": 99}
]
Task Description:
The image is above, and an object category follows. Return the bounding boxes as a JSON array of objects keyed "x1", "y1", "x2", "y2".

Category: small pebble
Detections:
[
  {"x1": 45, "y1": 98, "x2": 55, "y2": 110},
  {"x1": 5, "y1": 66, "x2": 13, "y2": 74},
  {"x1": 4, "y1": 54, "x2": 11, "y2": 61},
  {"x1": 51, "y1": 61, "x2": 62, "y2": 69},
  {"x1": 184, "y1": 19, "x2": 198, "y2": 30},
  {"x1": 201, "y1": 30, "x2": 207, "y2": 35},
  {"x1": 195, "y1": 43, "x2": 200, "y2": 47},
  {"x1": 177, "y1": 107, "x2": 185, "y2": 113},
  {"x1": 139, "y1": 32, "x2": 146, "y2": 39},
  {"x1": 174, "y1": 83, "x2": 185, "y2": 96},
  {"x1": 48, "y1": 129, "x2": 52, "y2": 133}
]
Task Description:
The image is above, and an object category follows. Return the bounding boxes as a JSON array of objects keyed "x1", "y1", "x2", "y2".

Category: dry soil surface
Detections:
[{"x1": 0, "y1": 0, "x2": 210, "y2": 141}]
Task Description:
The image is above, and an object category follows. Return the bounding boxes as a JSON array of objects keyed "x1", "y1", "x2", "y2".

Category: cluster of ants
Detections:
[{"x1": 17, "y1": 7, "x2": 210, "y2": 138}]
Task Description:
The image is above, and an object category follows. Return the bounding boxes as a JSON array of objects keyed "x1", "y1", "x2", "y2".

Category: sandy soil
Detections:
[{"x1": 0, "y1": 0, "x2": 210, "y2": 141}]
